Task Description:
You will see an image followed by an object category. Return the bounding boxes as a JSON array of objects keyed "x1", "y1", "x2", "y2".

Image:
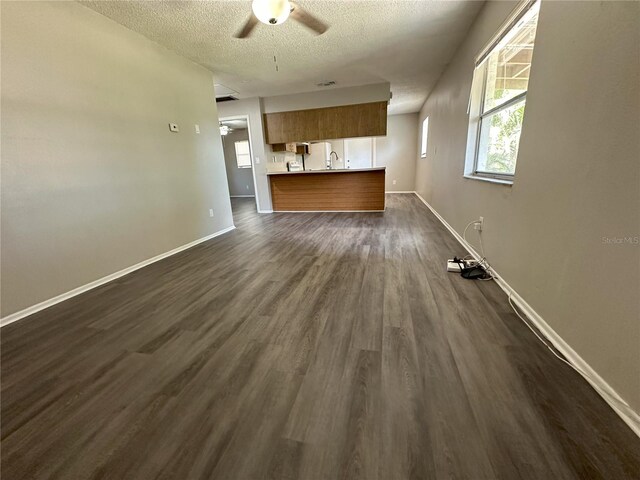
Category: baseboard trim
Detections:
[
  {"x1": 257, "y1": 209, "x2": 273, "y2": 214},
  {"x1": 0, "y1": 225, "x2": 236, "y2": 328},
  {"x1": 385, "y1": 190, "x2": 415, "y2": 193},
  {"x1": 412, "y1": 191, "x2": 640, "y2": 437},
  {"x1": 230, "y1": 195, "x2": 255, "y2": 198}
]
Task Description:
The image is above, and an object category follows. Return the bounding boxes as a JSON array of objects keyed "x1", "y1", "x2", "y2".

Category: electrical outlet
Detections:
[
  {"x1": 195, "y1": 124, "x2": 200, "y2": 134},
  {"x1": 246, "y1": 185, "x2": 250, "y2": 190},
  {"x1": 393, "y1": 180, "x2": 397, "y2": 185},
  {"x1": 255, "y1": 156, "x2": 260, "y2": 164},
  {"x1": 474, "y1": 216, "x2": 484, "y2": 231},
  {"x1": 209, "y1": 209, "x2": 214, "y2": 217}
]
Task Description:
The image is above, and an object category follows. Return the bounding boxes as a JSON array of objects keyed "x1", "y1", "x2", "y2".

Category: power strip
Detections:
[
  {"x1": 447, "y1": 258, "x2": 478, "y2": 273},
  {"x1": 447, "y1": 260, "x2": 463, "y2": 272}
]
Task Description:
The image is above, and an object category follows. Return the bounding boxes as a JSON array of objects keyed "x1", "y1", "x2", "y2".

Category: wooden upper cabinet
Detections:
[
  {"x1": 270, "y1": 143, "x2": 309, "y2": 155},
  {"x1": 263, "y1": 101, "x2": 387, "y2": 144}
]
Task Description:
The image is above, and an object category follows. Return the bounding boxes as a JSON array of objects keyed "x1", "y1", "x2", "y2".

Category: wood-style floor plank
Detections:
[{"x1": 1, "y1": 195, "x2": 639, "y2": 479}]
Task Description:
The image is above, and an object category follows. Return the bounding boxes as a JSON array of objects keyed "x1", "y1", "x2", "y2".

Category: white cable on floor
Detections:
[
  {"x1": 462, "y1": 220, "x2": 477, "y2": 246},
  {"x1": 507, "y1": 292, "x2": 633, "y2": 411},
  {"x1": 478, "y1": 230, "x2": 486, "y2": 258},
  {"x1": 462, "y1": 220, "x2": 492, "y2": 278},
  {"x1": 460, "y1": 217, "x2": 633, "y2": 412},
  {"x1": 463, "y1": 219, "x2": 487, "y2": 259}
]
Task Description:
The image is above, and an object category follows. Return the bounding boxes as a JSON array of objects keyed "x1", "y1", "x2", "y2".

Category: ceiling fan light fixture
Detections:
[
  {"x1": 220, "y1": 125, "x2": 232, "y2": 136},
  {"x1": 252, "y1": 0, "x2": 291, "y2": 26}
]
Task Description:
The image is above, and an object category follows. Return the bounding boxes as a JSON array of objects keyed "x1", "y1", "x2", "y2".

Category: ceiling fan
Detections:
[
  {"x1": 219, "y1": 123, "x2": 233, "y2": 136},
  {"x1": 235, "y1": 0, "x2": 329, "y2": 38}
]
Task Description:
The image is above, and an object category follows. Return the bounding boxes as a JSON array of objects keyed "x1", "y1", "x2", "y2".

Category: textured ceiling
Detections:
[{"x1": 81, "y1": 0, "x2": 484, "y2": 114}]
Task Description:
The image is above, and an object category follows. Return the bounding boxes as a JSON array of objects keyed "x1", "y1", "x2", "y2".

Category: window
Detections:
[
  {"x1": 234, "y1": 140, "x2": 251, "y2": 168},
  {"x1": 466, "y1": 1, "x2": 540, "y2": 181},
  {"x1": 421, "y1": 117, "x2": 429, "y2": 158}
]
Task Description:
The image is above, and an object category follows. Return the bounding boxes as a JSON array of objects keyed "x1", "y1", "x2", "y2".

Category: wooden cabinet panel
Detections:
[
  {"x1": 264, "y1": 101, "x2": 387, "y2": 144},
  {"x1": 271, "y1": 143, "x2": 309, "y2": 155},
  {"x1": 317, "y1": 106, "x2": 339, "y2": 140},
  {"x1": 268, "y1": 170, "x2": 385, "y2": 211}
]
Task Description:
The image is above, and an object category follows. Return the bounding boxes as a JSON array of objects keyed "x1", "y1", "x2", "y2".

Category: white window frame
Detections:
[
  {"x1": 464, "y1": 0, "x2": 539, "y2": 184},
  {"x1": 234, "y1": 140, "x2": 252, "y2": 169},
  {"x1": 421, "y1": 117, "x2": 429, "y2": 158}
]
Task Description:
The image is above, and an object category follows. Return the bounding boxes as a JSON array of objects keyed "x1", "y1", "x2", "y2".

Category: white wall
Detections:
[
  {"x1": 415, "y1": 0, "x2": 640, "y2": 412},
  {"x1": 376, "y1": 114, "x2": 419, "y2": 191},
  {"x1": 1, "y1": 1, "x2": 234, "y2": 317},
  {"x1": 304, "y1": 142, "x2": 333, "y2": 171},
  {"x1": 222, "y1": 129, "x2": 255, "y2": 196}
]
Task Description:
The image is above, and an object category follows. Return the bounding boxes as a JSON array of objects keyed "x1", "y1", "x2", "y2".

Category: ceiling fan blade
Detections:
[
  {"x1": 289, "y1": 1, "x2": 329, "y2": 35},
  {"x1": 235, "y1": 13, "x2": 259, "y2": 38}
]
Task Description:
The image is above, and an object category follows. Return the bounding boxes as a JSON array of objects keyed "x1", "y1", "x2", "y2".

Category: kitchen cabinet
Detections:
[
  {"x1": 267, "y1": 168, "x2": 386, "y2": 211},
  {"x1": 270, "y1": 143, "x2": 309, "y2": 155},
  {"x1": 263, "y1": 101, "x2": 387, "y2": 144}
]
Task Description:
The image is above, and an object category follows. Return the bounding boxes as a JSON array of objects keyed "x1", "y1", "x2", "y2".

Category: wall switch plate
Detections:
[
  {"x1": 195, "y1": 124, "x2": 200, "y2": 134},
  {"x1": 169, "y1": 123, "x2": 179, "y2": 132},
  {"x1": 254, "y1": 156, "x2": 260, "y2": 164},
  {"x1": 209, "y1": 209, "x2": 214, "y2": 217},
  {"x1": 393, "y1": 180, "x2": 397, "y2": 185}
]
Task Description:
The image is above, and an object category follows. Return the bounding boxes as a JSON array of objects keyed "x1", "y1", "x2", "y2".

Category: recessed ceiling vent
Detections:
[
  {"x1": 316, "y1": 81, "x2": 336, "y2": 87},
  {"x1": 215, "y1": 96, "x2": 238, "y2": 103}
]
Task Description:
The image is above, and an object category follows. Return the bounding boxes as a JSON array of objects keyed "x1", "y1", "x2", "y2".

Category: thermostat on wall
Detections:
[{"x1": 169, "y1": 123, "x2": 179, "y2": 132}]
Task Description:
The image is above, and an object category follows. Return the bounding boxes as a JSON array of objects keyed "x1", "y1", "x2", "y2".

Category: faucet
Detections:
[{"x1": 328, "y1": 151, "x2": 339, "y2": 170}]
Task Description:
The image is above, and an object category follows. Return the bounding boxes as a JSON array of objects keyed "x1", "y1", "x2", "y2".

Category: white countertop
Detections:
[{"x1": 266, "y1": 167, "x2": 386, "y2": 176}]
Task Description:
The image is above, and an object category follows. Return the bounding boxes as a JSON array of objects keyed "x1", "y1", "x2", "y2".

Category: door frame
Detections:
[{"x1": 219, "y1": 114, "x2": 259, "y2": 212}]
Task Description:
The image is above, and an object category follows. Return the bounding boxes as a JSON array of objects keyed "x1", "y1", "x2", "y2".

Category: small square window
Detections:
[{"x1": 234, "y1": 140, "x2": 251, "y2": 168}]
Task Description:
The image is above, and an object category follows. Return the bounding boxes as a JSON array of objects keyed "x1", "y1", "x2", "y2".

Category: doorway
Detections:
[{"x1": 219, "y1": 115, "x2": 259, "y2": 216}]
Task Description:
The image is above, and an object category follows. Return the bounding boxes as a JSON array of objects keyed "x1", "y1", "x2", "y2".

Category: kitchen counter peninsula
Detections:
[{"x1": 267, "y1": 167, "x2": 385, "y2": 212}]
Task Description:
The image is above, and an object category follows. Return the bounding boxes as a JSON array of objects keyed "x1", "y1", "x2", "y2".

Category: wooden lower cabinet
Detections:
[{"x1": 268, "y1": 169, "x2": 385, "y2": 211}]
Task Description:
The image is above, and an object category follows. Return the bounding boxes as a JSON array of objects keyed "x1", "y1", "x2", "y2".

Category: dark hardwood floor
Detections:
[{"x1": 1, "y1": 194, "x2": 639, "y2": 479}]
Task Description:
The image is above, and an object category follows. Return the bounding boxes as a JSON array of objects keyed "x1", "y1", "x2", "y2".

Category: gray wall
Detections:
[
  {"x1": 222, "y1": 129, "x2": 255, "y2": 197},
  {"x1": 376, "y1": 114, "x2": 419, "y2": 191},
  {"x1": 415, "y1": 0, "x2": 640, "y2": 411},
  {"x1": 1, "y1": 1, "x2": 234, "y2": 317}
]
